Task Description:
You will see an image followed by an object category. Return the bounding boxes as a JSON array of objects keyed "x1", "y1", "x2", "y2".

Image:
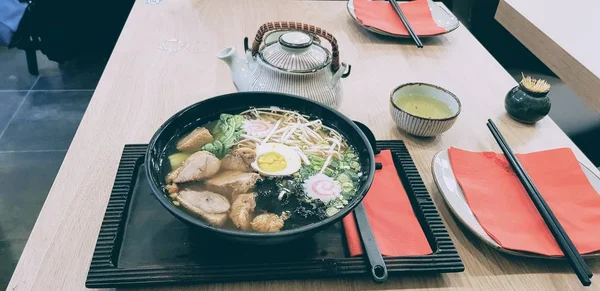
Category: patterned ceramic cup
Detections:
[{"x1": 389, "y1": 83, "x2": 461, "y2": 137}]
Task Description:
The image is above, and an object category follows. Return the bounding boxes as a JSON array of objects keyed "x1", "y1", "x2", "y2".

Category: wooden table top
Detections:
[
  {"x1": 8, "y1": 0, "x2": 600, "y2": 290},
  {"x1": 495, "y1": 0, "x2": 600, "y2": 112}
]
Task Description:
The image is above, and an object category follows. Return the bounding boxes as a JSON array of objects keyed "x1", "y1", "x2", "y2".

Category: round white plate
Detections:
[
  {"x1": 432, "y1": 149, "x2": 600, "y2": 259},
  {"x1": 347, "y1": 0, "x2": 460, "y2": 38}
]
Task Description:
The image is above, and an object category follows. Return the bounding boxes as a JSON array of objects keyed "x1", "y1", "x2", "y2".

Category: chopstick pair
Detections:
[
  {"x1": 486, "y1": 120, "x2": 593, "y2": 286},
  {"x1": 388, "y1": 0, "x2": 423, "y2": 48}
]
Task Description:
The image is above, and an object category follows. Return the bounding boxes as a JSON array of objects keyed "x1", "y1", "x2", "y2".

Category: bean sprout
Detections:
[
  {"x1": 281, "y1": 122, "x2": 300, "y2": 142},
  {"x1": 319, "y1": 143, "x2": 338, "y2": 174},
  {"x1": 238, "y1": 108, "x2": 347, "y2": 160},
  {"x1": 278, "y1": 190, "x2": 287, "y2": 201},
  {"x1": 261, "y1": 120, "x2": 281, "y2": 144},
  {"x1": 292, "y1": 146, "x2": 311, "y2": 165}
]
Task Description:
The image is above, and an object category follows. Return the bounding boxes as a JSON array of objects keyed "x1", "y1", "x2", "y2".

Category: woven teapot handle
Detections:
[{"x1": 251, "y1": 21, "x2": 341, "y2": 72}]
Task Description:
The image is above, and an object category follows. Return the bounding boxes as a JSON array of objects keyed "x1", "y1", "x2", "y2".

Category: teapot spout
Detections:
[
  {"x1": 217, "y1": 46, "x2": 250, "y2": 91},
  {"x1": 217, "y1": 46, "x2": 238, "y2": 67}
]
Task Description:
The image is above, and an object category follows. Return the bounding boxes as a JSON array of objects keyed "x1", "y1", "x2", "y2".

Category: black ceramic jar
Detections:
[{"x1": 505, "y1": 84, "x2": 551, "y2": 124}]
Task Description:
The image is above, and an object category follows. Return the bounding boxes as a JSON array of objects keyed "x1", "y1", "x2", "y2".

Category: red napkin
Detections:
[
  {"x1": 343, "y1": 150, "x2": 433, "y2": 257},
  {"x1": 448, "y1": 147, "x2": 600, "y2": 256},
  {"x1": 353, "y1": 0, "x2": 446, "y2": 36}
]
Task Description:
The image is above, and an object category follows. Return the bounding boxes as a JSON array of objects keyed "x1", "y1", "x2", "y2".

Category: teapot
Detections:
[{"x1": 217, "y1": 21, "x2": 351, "y2": 109}]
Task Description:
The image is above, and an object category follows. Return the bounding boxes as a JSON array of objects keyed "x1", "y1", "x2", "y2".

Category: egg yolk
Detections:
[{"x1": 257, "y1": 152, "x2": 287, "y2": 172}]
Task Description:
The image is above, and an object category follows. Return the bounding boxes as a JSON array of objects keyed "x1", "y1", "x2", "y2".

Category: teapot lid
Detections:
[
  {"x1": 263, "y1": 30, "x2": 322, "y2": 46},
  {"x1": 259, "y1": 31, "x2": 331, "y2": 73}
]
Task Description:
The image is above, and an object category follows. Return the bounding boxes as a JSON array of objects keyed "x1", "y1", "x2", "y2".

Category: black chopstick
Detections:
[
  {"x1": 487, "y1": 121, "x2": 592, "y2": 279},
  {"x1": 388, "y1": 0, "x2": 423, "y2": 48},
  {"x1": 353, "y1": 203, "x2": 388, "y2": 283},
  {"x1": 486, "y1": 120, "x2": 592, "y2": 286}
]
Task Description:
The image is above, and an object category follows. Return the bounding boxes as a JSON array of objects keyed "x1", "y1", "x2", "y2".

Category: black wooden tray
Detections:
[{"x1": 86, "y1": 141, "x2": 463, "y2": 288}]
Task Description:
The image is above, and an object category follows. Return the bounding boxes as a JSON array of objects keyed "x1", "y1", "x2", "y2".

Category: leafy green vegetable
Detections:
[
  {"x1": 309, "y1": 155, "x2": 325, "y2": 167},
  {"x1": 201, "y1": 114, "x2": 245, "y2": 158},
  {"x1": 337, "y1": 173, "x2": 350, "y2": 183},
  {"x1": 297, "y1": 162, "x2": 318, "y2": 181},
  {"x1": 341, "y1": 182, "x2": 353, "y2": 193},
  {"x1": 326, "y1": 206, "x2": 341, "y2": 217}
]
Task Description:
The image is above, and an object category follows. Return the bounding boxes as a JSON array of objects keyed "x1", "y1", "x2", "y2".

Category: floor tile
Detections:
[
  {"x1": 0, "y1": 47, "x2": 37, "y2": 90},
  {"x1": 33, "y1": 54, "x2": 107, "y2": 90},
  {"x1": 0, "y1": 151, "x2": 66, "y2": 241},
  {"x1": 0, "y1": 92, "x2": 27, "y2": 132},
  {"x1": 0, "y1": 150, "x2": 66, "y2": 289},
  {"x1": 0, "y1": 238, "x2": 27, "y2": 290},
  {"x1": 0, "y1": 91, "x2": 92, "y2": 151}
]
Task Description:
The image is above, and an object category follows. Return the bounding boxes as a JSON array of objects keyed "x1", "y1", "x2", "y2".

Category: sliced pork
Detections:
[
  {"x1": 176, "y1": 127, "x2": 214, "y2": 152},
  {"x1": 166, "y1": 166, "x2": 182, "y2": 184},
  {"x1": 221, "y1": 148, "x2": 256, "y2": 172},
  {"x1": 173, "y1": 151, "x2": 220, "y2": 183},
  {"x1": 176, "y1": 190, "x2": 230, "y2": 226},
  {"x1": 204, "y1": 171, "x2": 260, "y2": 200}
]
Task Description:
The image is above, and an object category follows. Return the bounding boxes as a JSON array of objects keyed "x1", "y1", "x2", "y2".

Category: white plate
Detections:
[
  {"x1": 432, "y1": 149, "x2": 600, "y2": 259},
  {"x1": 347, "y1": 0, "x2": 460, "y2": 38}
]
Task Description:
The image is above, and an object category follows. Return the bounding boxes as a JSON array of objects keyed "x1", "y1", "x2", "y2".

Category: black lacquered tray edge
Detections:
[
  {"x1": 87, "y1": 144, "x2": 147, "y2": 287},
  {"x1": 86, "y1": 142, "x2": 463, "y2": 288}
]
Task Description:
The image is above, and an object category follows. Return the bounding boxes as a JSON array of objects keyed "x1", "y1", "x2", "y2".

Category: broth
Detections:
[{"x1": 163, "y1": 108, "x2": 363, "y2": 233}]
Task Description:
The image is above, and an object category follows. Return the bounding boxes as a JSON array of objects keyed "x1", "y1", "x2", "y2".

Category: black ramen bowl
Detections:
[{"x1": 145, "y1": 92, "x2": 375, "y2": 244}]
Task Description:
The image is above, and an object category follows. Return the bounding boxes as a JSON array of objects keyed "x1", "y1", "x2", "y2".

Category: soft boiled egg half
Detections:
[{"x1": 251, "y1": 143, "x2": 302, "y2": 176}]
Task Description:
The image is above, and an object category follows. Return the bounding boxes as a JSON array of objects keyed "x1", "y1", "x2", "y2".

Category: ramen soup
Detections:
[
  {"x1": 394, "y1": 95, "x2": 454, "y2": 119},
  {"x1": 164, "y1": 107, "x2": 363, "y2": 233}
]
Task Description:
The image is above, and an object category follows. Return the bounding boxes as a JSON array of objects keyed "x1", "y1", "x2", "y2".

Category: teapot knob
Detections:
[{"x1": 279, "y1": 32, "x2": 313, "y2": 49}]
